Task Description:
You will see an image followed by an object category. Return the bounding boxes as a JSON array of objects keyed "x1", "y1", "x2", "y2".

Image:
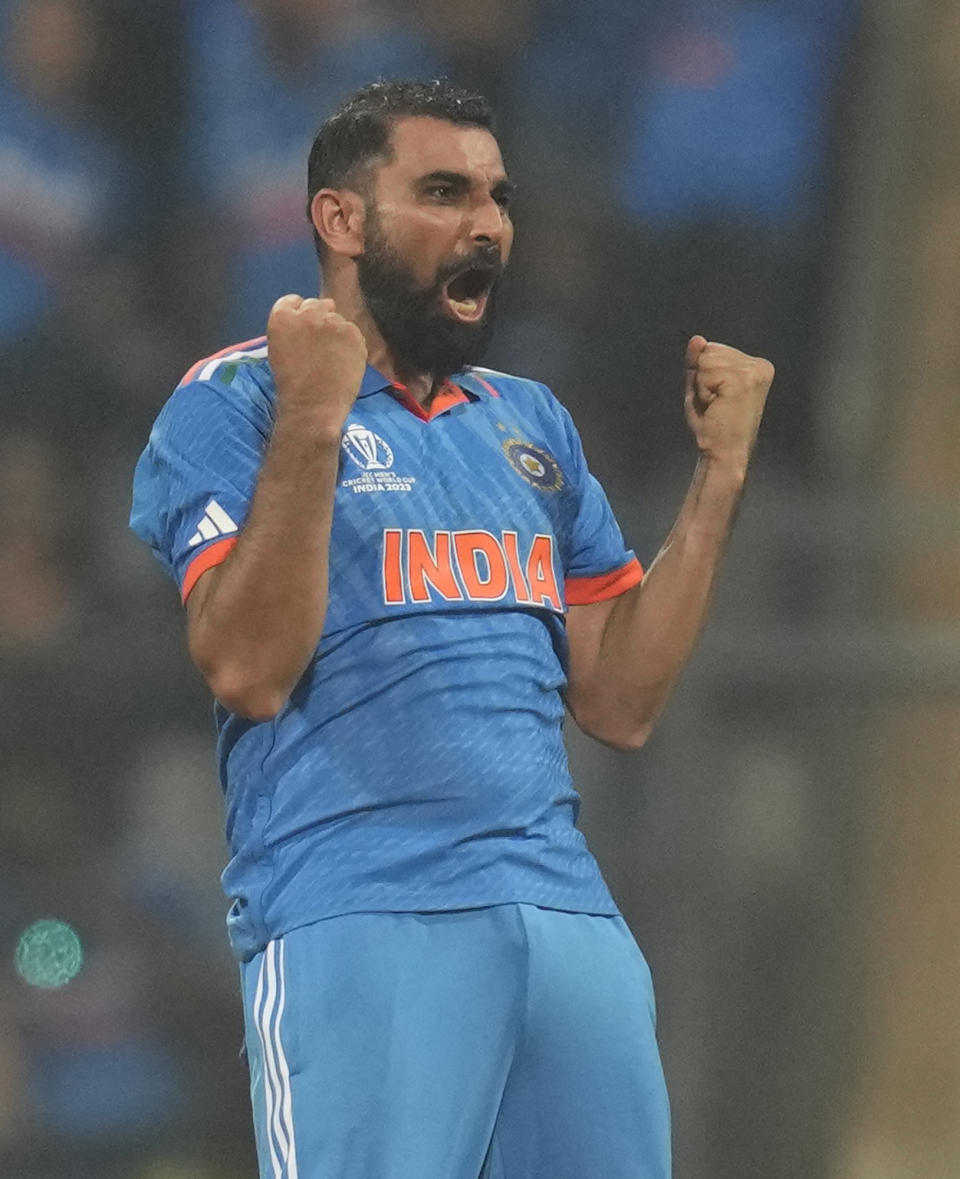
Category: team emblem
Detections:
[
  {"x1": 502, "y1": 439, "x2": 563, "y2": 491},
  {"x1": 342, "y1": 424, "x2": 394, "y2": 470}
]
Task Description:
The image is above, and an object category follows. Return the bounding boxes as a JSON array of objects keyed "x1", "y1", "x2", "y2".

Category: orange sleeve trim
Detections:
[
  {"x1": 564, "y1": 557, "x2": 644, "y2": 606},
  {"x1": 181, "y1": 536, "x2": 238, "y2": 602}
]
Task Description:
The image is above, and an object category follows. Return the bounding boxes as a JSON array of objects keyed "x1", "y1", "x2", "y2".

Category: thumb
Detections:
[
  {"x1": 685, "y1": 334, "x2": 709, "y2": 368},
  {"x1": 684, "y1": 335, "x2": 709, "y2": 403}
]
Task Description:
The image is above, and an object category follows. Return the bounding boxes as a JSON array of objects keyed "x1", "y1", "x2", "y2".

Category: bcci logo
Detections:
[
  {"x1": 342, "y1": 423, "x2": 394, "y2": 470},
  {"x1": 502, "y1": 439, "x2": 563, "y2": 492}
]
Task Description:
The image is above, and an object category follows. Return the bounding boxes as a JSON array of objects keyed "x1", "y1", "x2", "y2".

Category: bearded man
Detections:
[{"x1": 131, "y1": 79, "x2": 773, "y2": 1179}]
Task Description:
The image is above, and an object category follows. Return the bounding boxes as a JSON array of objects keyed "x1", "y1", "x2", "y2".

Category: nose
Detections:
[{"x1": 470, "y1": 194, "x2": 507, "y2": 247}]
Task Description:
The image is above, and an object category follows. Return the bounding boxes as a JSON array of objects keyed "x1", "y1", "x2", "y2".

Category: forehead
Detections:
[{"x1": 379, "y1": 116, "x2": 506, "y2": 182}]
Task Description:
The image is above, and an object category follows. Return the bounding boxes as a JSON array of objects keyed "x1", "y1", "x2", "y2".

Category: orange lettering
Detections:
[
  {"x1": 526, "y1": 534, "x2": 562, "y2": 611},
  {"x1": 502, "y1": 530, "x2": 531, "y2": 603},
  {"x1": 382, "y1": 529, "x2": 404, "y2": 604},
  {"x1": 454, "y1": 531, "x2": 509, "y2": 600},
  {"x1": 408, "y1": 530, "x2": 463, "y2": 602}
]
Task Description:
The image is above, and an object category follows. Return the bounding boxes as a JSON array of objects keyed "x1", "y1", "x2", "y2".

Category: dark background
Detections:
[{"x1": 5, "y1": 2, "x2": 958, "y2": 1177}]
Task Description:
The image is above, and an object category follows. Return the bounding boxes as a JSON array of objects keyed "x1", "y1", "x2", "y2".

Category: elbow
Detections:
[
  {"x1": 592, "y1": 722, "x2": 655, "y2": 751},
  {"x1": 191, "y1": 647, "x2": 289, "y2": 721},
  {"x1": 568, "y1": 700, "x2": 656, "y2": 751},
  {"x1": 605, "y1": 724, "x2": 655, "y2": 751},
  {"x1": 213, "y1": 679, "x2": 287, "y2": 721}
]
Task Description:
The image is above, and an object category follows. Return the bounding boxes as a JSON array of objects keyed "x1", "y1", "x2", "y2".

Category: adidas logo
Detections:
[{"x1": 188, "y1": 499, "x2": 238, "y2": 547}]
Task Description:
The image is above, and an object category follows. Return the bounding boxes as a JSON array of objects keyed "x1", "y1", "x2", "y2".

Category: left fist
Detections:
[{"x1": 684, "y1": 335, "x2": 774, "y2": 468}]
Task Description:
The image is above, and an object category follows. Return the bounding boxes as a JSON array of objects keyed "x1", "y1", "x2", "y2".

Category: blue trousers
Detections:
[{"x1": 240, "y1": 904, "x2": 671, "y2": 1178}]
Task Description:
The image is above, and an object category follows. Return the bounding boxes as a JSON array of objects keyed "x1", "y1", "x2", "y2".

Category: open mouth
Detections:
[{"x1": 442, "y1": 264, "x2": 496, "y2": 324}]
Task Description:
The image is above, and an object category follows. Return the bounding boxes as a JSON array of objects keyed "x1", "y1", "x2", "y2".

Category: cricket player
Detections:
[{"x1": 131, "y1": 79, "x2": 773, "y2": 1178}]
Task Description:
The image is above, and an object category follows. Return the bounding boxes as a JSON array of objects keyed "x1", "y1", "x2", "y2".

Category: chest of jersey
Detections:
[{"x1": 323, "y1": 390, "x2": 577, "y2": 637}]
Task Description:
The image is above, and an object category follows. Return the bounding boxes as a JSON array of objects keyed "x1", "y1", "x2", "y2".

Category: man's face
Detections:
[{"x1": 355, "y1": 116, "x2": 514, "y2": 381}]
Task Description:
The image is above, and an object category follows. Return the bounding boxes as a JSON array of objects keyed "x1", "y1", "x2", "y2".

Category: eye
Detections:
[
  {"x1": 426, "y1": 184, "x2": 456, "y2": 202},
  {"x1": 494, "y1": 191, "x2": 512, "y2": 211}
]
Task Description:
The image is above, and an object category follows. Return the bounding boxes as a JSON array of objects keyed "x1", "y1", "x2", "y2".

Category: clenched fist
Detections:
[
  {"x1": 684, "y1": 336, "x2": 774, "y2": 470},
  {"x1": 268, "y1": 295, "x2": 368, "y2": 437}
]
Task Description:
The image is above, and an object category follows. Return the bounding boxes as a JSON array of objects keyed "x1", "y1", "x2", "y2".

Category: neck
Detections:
[{"x1": 322, "y1": 276, "x2": 436, "y2": 405}]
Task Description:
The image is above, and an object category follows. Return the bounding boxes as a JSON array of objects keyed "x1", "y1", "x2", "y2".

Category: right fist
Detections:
[{"x1": 267, "y1": 295, "x2": 368, "y2": 434}]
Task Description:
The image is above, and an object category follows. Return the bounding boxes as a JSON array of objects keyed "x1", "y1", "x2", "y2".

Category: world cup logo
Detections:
[{"x1": 342, "y1": 424, "x2": 394, "y2": 470}]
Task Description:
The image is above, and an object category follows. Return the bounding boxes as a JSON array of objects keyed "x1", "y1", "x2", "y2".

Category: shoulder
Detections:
[
  {"x1": 466, "y1": 365, "x2": 570, "y2": 418},
  {"x1": 176, "y1": 335, "x2": 271, "y2": 390},
  {"x1": 466, "y1": 365, "x2": 580, "y2": 445},
  {"x1": 467, "y1": 365, "x2": 550, "y2": 399},
  {"x1": 155, "y1": 336, "x2": 274, "y2": 437}
]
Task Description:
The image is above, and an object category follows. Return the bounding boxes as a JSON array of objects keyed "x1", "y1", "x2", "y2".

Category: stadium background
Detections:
[{"x1": 2, "y1": 1, "x2": 959, "y2": 1176}]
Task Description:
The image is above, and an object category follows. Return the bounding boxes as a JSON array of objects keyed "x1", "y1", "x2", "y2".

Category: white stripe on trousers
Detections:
[{"x1": 254, "y1": 939, "x2": 299, "y2": 1178}]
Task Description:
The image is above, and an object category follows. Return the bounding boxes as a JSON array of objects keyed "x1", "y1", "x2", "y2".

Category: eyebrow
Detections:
[{"x1": 418, "y1": 170, "x2": 516, "y2": 199}]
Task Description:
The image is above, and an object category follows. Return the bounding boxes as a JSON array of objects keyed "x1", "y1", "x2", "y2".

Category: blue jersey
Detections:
[{"x1": 130, "y1": 343, "x2": 643, "y2": 960}]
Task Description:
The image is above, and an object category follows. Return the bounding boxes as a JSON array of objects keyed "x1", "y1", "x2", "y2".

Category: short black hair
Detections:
[{"x1": 306, "y1": 79, "x2": 495, "y2": 256}]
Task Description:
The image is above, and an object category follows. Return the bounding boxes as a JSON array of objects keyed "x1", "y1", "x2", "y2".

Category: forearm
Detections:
[
  {"x1": 188, "y1": 409, "x2": 342, "y2": 718},
  {"x1": 572, "y1": 455, "x2": 744, "y2": 747}
]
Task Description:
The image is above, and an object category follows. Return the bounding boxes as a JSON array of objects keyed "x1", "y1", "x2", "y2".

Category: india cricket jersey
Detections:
[{"x1": 131, "y1": 343, "x2": 643, "y2": 960}]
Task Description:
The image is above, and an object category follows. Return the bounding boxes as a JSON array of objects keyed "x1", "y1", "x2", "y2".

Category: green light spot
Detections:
[{"x1": 15, "y1": 919, "x2": 83, "y2": 988}]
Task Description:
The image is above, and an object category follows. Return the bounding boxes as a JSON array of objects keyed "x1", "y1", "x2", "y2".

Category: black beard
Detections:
[{"x1": 356, "y1": 227, "x2": 500, "y2": 385}]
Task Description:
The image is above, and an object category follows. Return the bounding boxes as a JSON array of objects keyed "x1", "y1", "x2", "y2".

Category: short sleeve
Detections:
[
  {"x1": 130, "y1": 379, "x2": 269, "y2": 601},
  {"x1": 556, "y1": 403, "x2": 643, "y2": 606}
]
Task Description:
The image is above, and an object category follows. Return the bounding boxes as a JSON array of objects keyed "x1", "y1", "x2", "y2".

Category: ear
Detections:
[{"x1": 310, "y1": 188, "x2": 366, "y2": 258}]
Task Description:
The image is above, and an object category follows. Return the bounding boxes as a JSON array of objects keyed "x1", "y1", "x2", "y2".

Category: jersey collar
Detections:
[{"x1": 357, "y1": 365, "x2": 499, "y2": 402}]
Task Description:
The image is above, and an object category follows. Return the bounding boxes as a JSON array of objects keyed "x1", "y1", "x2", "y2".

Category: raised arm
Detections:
[
  {"x1": 186, "y1": 296, "x2": 367, "y2": 720},
  {"x1": 564, "y1": 336, "x2": 774, "y2": 749}
]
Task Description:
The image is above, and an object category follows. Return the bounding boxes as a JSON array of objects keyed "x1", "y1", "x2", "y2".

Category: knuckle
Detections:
[{"x1": 271, "y1": 293, "x2": 301, "y2": 313}]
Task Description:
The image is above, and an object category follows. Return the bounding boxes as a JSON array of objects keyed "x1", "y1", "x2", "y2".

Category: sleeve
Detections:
[
  {"x1": 555, "y1": 400, "x2": 644, "y2": 606},
  {"x1": 129, "y1": 378, "x2": 269, "y2": 602}
]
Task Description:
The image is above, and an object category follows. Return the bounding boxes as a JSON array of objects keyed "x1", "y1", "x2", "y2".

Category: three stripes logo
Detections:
[
  {"x1": 253, "y1": 939, "x2": 299, "y2": 1176},
  {"x1": 188, "y1": 499, "x2": 238, "y2": 548}
]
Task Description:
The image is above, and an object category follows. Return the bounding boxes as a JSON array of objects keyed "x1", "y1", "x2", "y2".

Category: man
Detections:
[{"x1": 131, "y1": 80, "x2": 773, "y2": 1179}]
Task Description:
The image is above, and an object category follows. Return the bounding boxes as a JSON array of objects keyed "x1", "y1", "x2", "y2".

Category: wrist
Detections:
[
  {"x1": 696, "y1": 449, "x2": 749, "y2": 490},
  {"x1": 274, "y1": 402, "x2": 347, "y2": 447}
]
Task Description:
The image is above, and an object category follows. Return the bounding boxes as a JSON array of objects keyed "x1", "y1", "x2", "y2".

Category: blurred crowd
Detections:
[{"x1": 0, "y1": 0, "x2": 856, "y2": 1174}]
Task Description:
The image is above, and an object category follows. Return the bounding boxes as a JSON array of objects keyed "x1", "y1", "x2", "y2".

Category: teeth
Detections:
[{"x1": 445, "y1": 290, "x2": 484, "y2": 318}]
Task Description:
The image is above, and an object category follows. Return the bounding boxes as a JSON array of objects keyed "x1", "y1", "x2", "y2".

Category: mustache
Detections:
[{"x1": 434, "y1": 245, "x2": 504, "y2": 290}]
